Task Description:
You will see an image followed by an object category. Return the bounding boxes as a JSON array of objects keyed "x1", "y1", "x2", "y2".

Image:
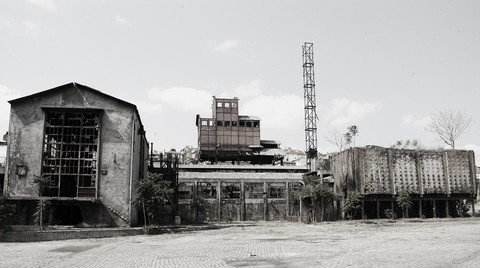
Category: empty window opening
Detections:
[
  {"x1": 232, "y1": 121, "x2": 238, "y2": 127},
  {"x1": 239, "y1": 121, "x2": 245, "y2": 127},
  {"x1": 221, "y1": 183, "x2": 241, "y2": 199},
  {"x1": 245, "y1": 183, "x2": 264, "y2": 199},
  {"x1": 253, "y1": 121, "x2": 260, "y2": 128},
  {"x1": 217, "y1": 102, "x2": 223, "y2": 108},
  {"x1": 268, "y1": 183, "x2": 286, "y2": 198},
  {"x1": 196, "y1": 182, "x2": 217, "y2": 198},
  {"x1": 217, "y1": 121, "x2": 223, "y2": 127},
  {"x1": 224, "y1": 121, "x2": 231, "y2": 127},
  {"x1": 42, "y1": 111, "x2": 100, "y2": 198},
  {"x1": 225, "y1": 102, "x2": 230, "y2": 108}
]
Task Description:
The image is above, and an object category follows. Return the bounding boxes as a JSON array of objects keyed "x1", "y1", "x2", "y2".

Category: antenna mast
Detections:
[{"x1": 302, "y1": 42, "x2": 318, "y2": 163}]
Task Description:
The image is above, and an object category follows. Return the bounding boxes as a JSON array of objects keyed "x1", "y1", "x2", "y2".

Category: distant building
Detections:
[
  {"x1": 3, "y1": 83, "x2": 148, "y2": 227},
  {"x1": 196, "y1": 97, "x2": 284, "y2": 164}
]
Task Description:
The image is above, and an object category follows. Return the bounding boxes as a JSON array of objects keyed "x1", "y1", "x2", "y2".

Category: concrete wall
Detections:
[{"x1": 331, "y1": 146, "x2": 477, "y2": 197}]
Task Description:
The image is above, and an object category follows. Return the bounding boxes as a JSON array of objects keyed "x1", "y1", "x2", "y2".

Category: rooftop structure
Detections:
[{"x1": 196, "y1": 97, "x2": 284, "y2": 164}]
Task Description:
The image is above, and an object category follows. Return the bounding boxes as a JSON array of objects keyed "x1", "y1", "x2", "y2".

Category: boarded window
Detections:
[{"x1": 42, "y1": 111, "x2": 100, "y2": 198}]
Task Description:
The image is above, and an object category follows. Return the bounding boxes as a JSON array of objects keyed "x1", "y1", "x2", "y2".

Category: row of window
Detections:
[
  {"x1": 216, "y1": 101, "x2": 238, "y2": 108},
  {"x1": 201, "y1": 120, "x2": 260, "y2": 128}
]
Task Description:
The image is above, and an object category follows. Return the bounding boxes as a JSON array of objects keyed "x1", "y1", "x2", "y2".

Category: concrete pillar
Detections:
[
  {"x1": 446, "y1": 200, "x2": 450, "y2": 218},
  {"x1": 362, "y1": 201, "x2": 365, "y2": 219},
  {"x1": 217, "y1": 181, "x2": 222, "y2": 221},
  {"x1": 433, "y1": 199, "x2": 437, "y2": 218},
  {"x1": 240, "y1": 181, "x2": 245, "y2": 221},
  {"x1": 285, "y1": 182, "x2": 289, "y2": 219},
  {"x1": 472, "y1": 199, "x2": 476, "y2": 217},
  {"x1": 376, "y1": 200, "x2": 380, "y2": 219},
  {"x1": 419, "y1": 200, "x2": 423, "y2": 218},
  {"x1": 263, "y1": 182, "x2": 268, "y2": 221}
]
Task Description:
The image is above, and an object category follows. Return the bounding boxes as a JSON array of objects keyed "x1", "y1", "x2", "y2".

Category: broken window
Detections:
[
  {"x1": 217, "y1": 121, "x2": 223, "y2": 127},
  {"x1": 221, "y1": 182, "x2": 240, "y2": 199},
  {"x1": 245, "y1": 183, "x2": 264, "y2": 199},
  {"x1": 178, "y1": 182, "x2": 193, "y2": 199},
  {"x1": 225, "y1": 102, "x2": 230, "y2": 108},
  {"x1": 231, "y1": 102, "x2": 237, "y2": 108},
  {"x1": 224, "y1": 121, "x2": 230, "y2": 127},
  {"x1": 268, "y1": 183, "x2": 286, "y2": 198},
  {"x1": 239, "y1": 121, "x2": 245, "y2": 127},
  {"x1": 232, "y1": 121, "x2": 238, "y2": 127},
  {"x1": 253, "y1": 121, "x2": 260, "y2": 128},
  {"x1": 246, "y1": 121, "x2": 252, "y2": 128},
  {"x1": 196, "y1": 182, "x2": 217, "y2": 198},
  {"x1": 42, "y1": 110, "x2": 100, "y2": 198}
]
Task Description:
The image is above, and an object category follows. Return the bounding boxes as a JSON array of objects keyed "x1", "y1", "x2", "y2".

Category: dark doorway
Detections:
[{"x1": 53, "y1": 205, "x2": 83, "y2": 225}]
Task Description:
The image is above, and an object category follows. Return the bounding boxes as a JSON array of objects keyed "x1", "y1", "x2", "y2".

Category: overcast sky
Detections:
[{"x1": 1, "y1": 0, "x2": 479, "y2": 162}]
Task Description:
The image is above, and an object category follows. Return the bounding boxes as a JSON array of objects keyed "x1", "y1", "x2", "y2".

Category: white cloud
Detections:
[
  {"x1": 0, "y1": 85, "x2": 21, "y2": 134},
  {"x1": 321, "y1": 97, "x2": 382, "y2": 127},
  {"x1": 229, "y1": 80, "x2": 263, "y2": 99},
  {"x1": 402, "y1": 114, "x2": 431, "y2": 128},
  {"x1": 115, "y1": 15, "x2": 129, "y2": 25},
  {"x1": 242, "y1": 94, "x2": 303, "y2": 130},
  {"x1": 23, "y1": 20, "x2": 42, "y2": 38},
  {"x1": 144, "y1": 86, "x2": 212, "y2": 115},
  {"x1": 25, "y1": 0, "x2": 56, "y2": 11},
  {"x1": 207, "y1": 40, "x2": 239, "y2": 52}
]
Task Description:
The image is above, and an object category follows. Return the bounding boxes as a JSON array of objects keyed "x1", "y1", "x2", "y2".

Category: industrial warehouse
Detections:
[{"x1": 0, "y1": 43, "x2": 477, "y2": 232}]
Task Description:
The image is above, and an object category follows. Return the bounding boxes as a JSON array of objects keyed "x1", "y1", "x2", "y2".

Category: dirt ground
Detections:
[{"x1": 1, "y1": 218, "x2": 480, "y2": 267}]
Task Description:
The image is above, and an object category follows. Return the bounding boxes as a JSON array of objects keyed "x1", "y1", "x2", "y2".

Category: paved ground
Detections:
[{"x1": 1, "y1": 218, "x2": 480, "y2": 267}]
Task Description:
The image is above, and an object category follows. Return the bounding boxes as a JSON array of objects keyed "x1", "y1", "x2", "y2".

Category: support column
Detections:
[
  {"x1": 285, "y1": 182, "x2": 290, "y2": 219},
  {"x1": 472, "y1": 199, "x2": 476, "y2": 217},
  {"x1": 419, "y1": 200, "x2": 423, "y2": 218},
  {"x1": 433, "y1": 199, "x2": 437, "y2": 218},
  {"x1": 391, "y1": 201, "x2": 394, "y2": 218},
  {"x1": 263, "y1": 182, "x2": 268, "y2": 221},
  {"x1": 377, "y1": 200, "x2": 380, "y2": 219},
  {"x1": 362, "y1": 201, "x2": 365, "y2": 219},
  {"x1": 446, "y1": 200, "x2": 450, "y2": 218},
  {"x1": 217, "y1": 181, "x2": 222, "y2": 221}
]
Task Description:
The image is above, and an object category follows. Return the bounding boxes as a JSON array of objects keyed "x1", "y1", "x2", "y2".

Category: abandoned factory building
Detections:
[
  {"x1": 4, "y1": 82, "x2": 148, "y2": 227},
  {"x1": 331, "y1": 146, "x2": 477, "y2": 219},
  {"x1": 173, "y1": 96, "x2": 311, "y2": 223}
]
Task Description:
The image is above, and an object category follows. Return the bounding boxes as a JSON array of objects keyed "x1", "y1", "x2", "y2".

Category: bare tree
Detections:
[
  {"x1": 427, "y1": 110, "x2": 472, "y2": 149},
  {"x1": 325, "y1": 130, "x2": 348, "y2": 152}
]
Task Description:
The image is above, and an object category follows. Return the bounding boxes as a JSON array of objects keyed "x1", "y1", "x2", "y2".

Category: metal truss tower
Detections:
[{"x1": 302, "y1": 42, "x2": 318, "y2": 160}]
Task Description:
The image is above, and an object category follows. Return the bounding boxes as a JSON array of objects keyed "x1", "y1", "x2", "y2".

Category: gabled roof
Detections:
[
  {"x1": 8, "y1": 82, "x2": 146, "y2": 134},
  {"x1": 8, "y1": 82, "x2": 136, "y2": 108}
]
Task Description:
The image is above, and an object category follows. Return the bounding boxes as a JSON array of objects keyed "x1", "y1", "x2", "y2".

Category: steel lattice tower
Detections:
[{"x1": 302, "y1": 42, "x2": 318, "y2": 159}]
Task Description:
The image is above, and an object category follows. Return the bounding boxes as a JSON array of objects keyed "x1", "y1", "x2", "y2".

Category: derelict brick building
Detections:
[
  {"x1": 331, "y1": 146, "x2": 477, "y2": 219},
  {"x1": 3, "y1": 82, "x2": 148, "y2": 227}
]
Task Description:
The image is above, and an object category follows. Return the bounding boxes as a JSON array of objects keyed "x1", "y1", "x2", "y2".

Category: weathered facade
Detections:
[
  {"x1": 196, "y1": 97, "x2": 283, "y2": 164},
  {"x1": 177, "y1": 164, "x2": 310, "y2": 223},
  {"x1": 3, "y1": 83, "x2": 148, "y2": 227},
  {"x1": 331, "y1": 146, "x2": 477, "y2": 219}
]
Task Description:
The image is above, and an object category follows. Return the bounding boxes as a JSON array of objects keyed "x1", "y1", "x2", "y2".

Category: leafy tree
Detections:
[
  {"x1": 343, "y1": 192, "x2": 361, "y2": 219},
  {"x1": 133, "y1": 172, "x2": 174, "y2": 225},
  {"x1": 427, "y1": 110, "x2": 472, "y2": 149},
  {"x1": 396, "y1": 191, "x2": 412, "y2": 218},
  {"x1": 296, "y1": 174, "x2": 338, "y2": 222}
]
